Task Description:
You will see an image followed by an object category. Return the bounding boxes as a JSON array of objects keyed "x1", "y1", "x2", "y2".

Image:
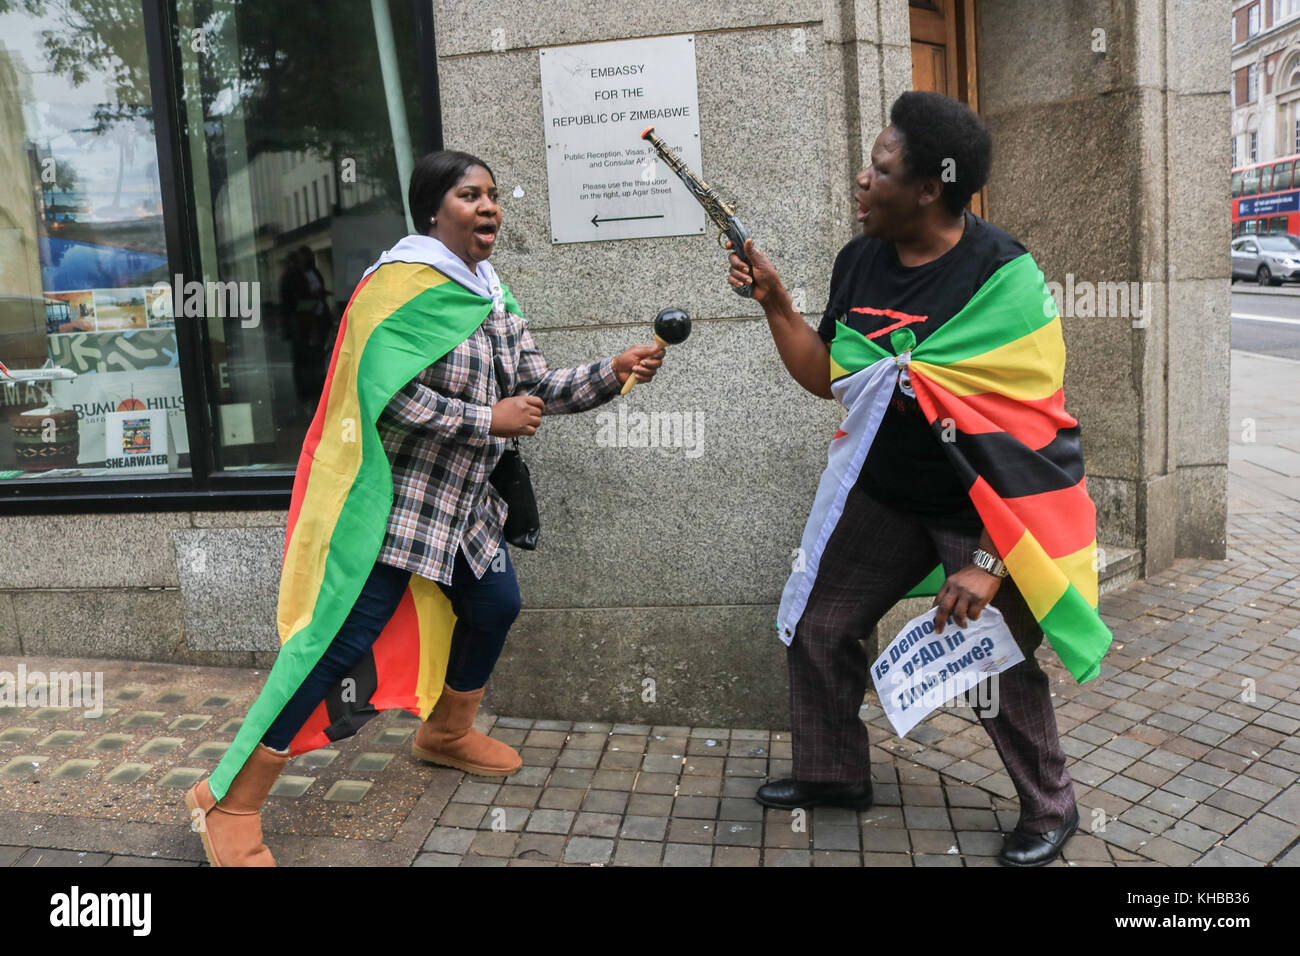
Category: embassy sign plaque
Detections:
[{"x1": 540, "y1": 34, "x2": 706, "y2": 243}]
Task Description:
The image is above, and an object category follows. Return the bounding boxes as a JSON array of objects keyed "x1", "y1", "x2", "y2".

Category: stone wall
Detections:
[{"x1": 977, "y1": 0, "x2": 1230, "y2": 572}]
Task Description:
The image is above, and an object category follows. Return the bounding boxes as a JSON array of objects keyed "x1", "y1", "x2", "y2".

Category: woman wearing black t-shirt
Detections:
[{"x1": 728, "y1": 91, "x2": 1079, "y2": 867}]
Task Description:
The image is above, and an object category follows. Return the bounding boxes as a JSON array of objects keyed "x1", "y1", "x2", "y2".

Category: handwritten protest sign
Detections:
[{"x1": 871, "y1": 605, "x2": 1025, "y2": 739}]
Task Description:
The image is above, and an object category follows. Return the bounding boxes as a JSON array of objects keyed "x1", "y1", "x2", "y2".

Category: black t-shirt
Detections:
[{"x1": 817, "y1": 212, "x2": 1027, "y2": 530}]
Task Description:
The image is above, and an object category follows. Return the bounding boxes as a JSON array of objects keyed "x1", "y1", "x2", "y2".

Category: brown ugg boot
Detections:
[
  {"x1": 411, "y1": 686, "x2": 522, "y2": 776},
  {"x1": 184, "y1": 743, "x2": 289, "y2": 867}
]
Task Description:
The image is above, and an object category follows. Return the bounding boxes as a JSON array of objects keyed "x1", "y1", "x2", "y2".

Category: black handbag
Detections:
[
  {"x1": 486, "y1": 333, "x2": 540, "y2": 550},
  {"x1": 489, "y1": 436, "x2": 540, "y2": 550}
]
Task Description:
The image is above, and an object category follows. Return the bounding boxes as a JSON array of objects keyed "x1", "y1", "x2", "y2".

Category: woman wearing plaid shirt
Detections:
[
  {"x1": 186, "y1": 151, "x2": 664, "y2": 867},
  {"x1": 264, "y1": 152, "x2": 664, "y2": 771}
]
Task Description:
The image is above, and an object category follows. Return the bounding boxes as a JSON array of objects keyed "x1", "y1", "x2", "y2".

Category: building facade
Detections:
[
  {"x1": 0, "y1": 1, "x2": 1230, "y2": 727},
  {"x1": 1232, "y1": 0, "x2": 1300, "y2": 166}
]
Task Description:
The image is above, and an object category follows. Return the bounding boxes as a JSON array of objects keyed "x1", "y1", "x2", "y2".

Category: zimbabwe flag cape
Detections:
[
  {"x1": 208, "y1": 240, "x2": 519, "y2": 800},
  {"x1": 776, "y1": 252, "x2": 1112, "y2": 683}
]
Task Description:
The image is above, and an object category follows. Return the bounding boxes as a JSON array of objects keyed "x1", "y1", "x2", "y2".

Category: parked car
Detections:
[{"x1": 1231, "y1": 234, "x2": 1300, "y2": 285}]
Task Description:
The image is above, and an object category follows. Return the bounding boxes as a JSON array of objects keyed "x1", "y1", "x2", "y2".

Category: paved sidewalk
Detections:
[{"x1": 0, "y1": 352, "x2": 1295, "y2": 867}]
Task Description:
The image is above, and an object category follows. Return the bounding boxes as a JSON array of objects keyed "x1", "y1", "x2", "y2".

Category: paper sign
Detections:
[
  {"x1": 103, "y1": 409, "x2": 172, "y2": 473},
  {"x1": 870, "y1": 605, "x2": 1025, "y2": 739}
]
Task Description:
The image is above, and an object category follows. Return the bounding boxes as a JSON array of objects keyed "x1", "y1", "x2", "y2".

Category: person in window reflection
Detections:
[
  {"x1": 276, "y1": 248, "x2": 301, "y2": 342},
  {"x1": 280, "y1": 246, "x2": 333, "y2": 420},
  {"x1": 297, "y1": 245, "x2": 333, "y2": 331},
  {"x1": 185, "y1": 150, "x2": 665, "y2": 867}
]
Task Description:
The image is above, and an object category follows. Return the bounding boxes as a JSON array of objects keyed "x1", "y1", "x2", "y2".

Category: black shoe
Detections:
[
  {"x1": 998, "y1": 806, "x2": 1080, "y2": 867},
  {"x1": 754, "y1": 778, "x2": 874, "y2": 811}
]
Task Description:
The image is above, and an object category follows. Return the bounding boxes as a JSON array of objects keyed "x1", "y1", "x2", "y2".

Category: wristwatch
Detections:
[{"x1": 972, "y1": 548, "x2": 1008, "y2": 578}]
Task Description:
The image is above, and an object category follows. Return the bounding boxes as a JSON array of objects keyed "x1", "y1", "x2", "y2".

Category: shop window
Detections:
[
  {"x1": 175, "y1": 0, "x2": 421, "y2": 473},
  {"x1": 0, "y1": 0, "x2": 434, "y2": 503},
  {"x1": 0, "y1": 3, "x2": 186, "y2": 481}
]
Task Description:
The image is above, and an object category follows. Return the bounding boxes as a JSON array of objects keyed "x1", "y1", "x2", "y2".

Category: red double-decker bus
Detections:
[{"x1": 1232, "y1": 154, "x2": 1300, "y2": 237}]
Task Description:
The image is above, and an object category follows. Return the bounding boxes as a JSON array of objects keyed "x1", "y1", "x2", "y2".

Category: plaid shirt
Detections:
[{"x1": 376, "y1": 306, "x2": 621, "y2": 584}]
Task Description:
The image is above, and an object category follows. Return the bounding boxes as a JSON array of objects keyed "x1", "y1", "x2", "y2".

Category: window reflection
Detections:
[
  {"x1": 178, "y1": 0, "x2": 420, "y2": 471},
  {"x1": 0, "y1": 2, "x2": 186, "y2": 479}
]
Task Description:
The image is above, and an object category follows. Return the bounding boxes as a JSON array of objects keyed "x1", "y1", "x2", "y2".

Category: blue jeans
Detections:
[{"x1": 261, "y1": 543, "x2": 521, "y2": 751}]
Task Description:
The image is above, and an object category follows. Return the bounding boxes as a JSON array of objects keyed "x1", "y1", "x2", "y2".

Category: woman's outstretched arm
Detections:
[{"x1": 515, "y1": 322, "x2": 663, "y2": 414}]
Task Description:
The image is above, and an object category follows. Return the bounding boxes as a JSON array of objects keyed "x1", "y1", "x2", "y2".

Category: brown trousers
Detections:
[{"x1": 787, "y1": 482, "x2": 1076, "y2": 832}]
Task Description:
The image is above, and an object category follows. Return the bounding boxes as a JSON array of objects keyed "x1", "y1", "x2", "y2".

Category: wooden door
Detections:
[{"x1": 909, "y1": 0, "x2": 984, "y2": 217}]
